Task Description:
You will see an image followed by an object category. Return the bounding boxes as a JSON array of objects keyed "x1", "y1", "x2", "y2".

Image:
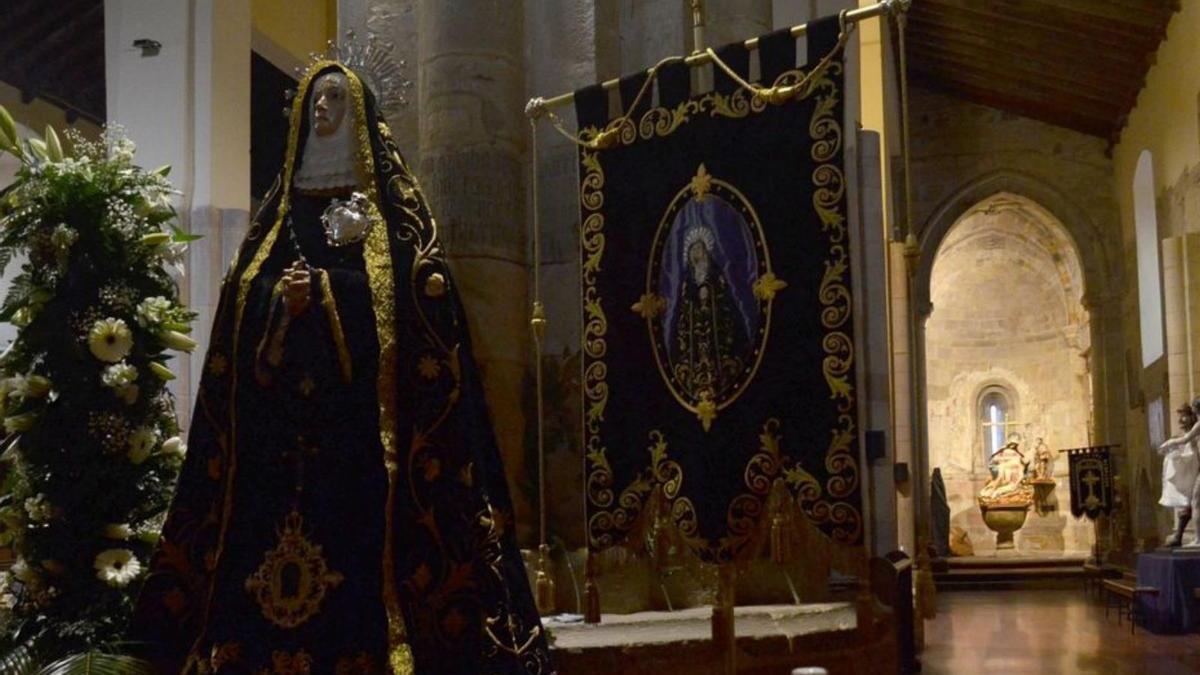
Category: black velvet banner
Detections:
[
  {"x1": 575, "y1": 16, "x2": 862, "y2": 563},
  {"x1": 1067, "y1": 445, "x2": 1116, "y2": 520}
]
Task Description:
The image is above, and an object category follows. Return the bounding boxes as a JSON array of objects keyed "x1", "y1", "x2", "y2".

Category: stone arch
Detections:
[
  {"x1": 913, "y1": 170, "x2": 1114, "y2": 555},
  {"x1": 914, "y1": 169, "x2": 1112, "y2": 319}
]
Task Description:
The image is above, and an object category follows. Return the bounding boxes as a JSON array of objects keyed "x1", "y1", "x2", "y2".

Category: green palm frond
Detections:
[{"x1": 35, "y1": 653, "x2": 154, "y2": 675}]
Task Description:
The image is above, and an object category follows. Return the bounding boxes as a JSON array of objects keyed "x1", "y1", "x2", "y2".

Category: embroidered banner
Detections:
[
  {"x1": 1066, "y1": 445, "x2": 1116, "y2": 520},
  {"x1": 575, "y1": 16, "x2": 862, "y2": 563}
]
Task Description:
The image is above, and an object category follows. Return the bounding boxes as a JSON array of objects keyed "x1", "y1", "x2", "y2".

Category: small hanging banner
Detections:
[{"x1": 1066, "y1": 445, "x2": 1116, "y2": 520}]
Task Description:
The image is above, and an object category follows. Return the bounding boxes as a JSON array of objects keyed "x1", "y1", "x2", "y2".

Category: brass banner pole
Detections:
[
  {"x1": 529, "y1": 0, "x2": 896, "y2": 112},
  {"x1": 691, "y1": 0, "x2": 707, "y2": 54}
]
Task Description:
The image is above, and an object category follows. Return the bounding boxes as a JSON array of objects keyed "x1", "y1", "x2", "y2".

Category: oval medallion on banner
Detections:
[{"x1": 638, "y1": 164, "x2": 784, "y2": 431}]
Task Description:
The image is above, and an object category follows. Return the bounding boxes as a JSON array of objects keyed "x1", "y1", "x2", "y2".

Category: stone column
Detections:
[
  {"x1": 1184, "y1": 236, "x2": 1200, "y2": 402},
  {"x1": 1163, "y1": 235, "x2": 1190, "y2": 412},
  {"x1": 416, "y1": 0, "x2": 532, "y2": 538},
  {"x1": 526, "y1": 0, "x2": 616, "y2": 358},
  {"x1": 620, "y1": 0, "x2": 689, "y2": 71},
  {"x1": 705, "y1": 0, "x2": 772, "y2": 47},
  {"x1": 105, "y1": 0, "x2": 251, "y2": 426}
]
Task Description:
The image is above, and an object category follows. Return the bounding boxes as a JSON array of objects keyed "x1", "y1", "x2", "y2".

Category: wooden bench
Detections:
[
  {"x1": 1102, "y1": 578, "x2": 1159, "y2": 633},
  {"x1": 1082, "y1": 562, "x2": 1120, "y2": 597}
]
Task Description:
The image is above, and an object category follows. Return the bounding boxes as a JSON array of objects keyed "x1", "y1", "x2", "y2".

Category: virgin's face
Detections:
[
  {"x1": 687, "y1": 241, "x2": 708, "y2": 269},
  {"x1": 311, "y1": 74, "x2": 349, "y2": 137}
]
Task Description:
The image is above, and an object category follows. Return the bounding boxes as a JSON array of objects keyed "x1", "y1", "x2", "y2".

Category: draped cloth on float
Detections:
[
  {"x1": 575, "y1": 17, "x2": 863, "y2": 564},
  {"x1": 129, "y1": 62, "x2": 554, "y2": 675}
]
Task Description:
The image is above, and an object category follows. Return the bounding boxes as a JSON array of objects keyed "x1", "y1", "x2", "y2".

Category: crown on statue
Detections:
[{"x1": 284, "y1": 29, "x2": 413, "y2": 117}]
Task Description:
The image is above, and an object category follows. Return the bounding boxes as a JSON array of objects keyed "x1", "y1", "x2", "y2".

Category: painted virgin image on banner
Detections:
[{"x1": 650, "y1": 166, "x2": 769, "y2": 417}]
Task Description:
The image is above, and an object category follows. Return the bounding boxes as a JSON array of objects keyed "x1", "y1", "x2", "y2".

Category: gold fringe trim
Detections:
[{"x1": 340, "y1": 64, "x2": 413, "y2": 674}]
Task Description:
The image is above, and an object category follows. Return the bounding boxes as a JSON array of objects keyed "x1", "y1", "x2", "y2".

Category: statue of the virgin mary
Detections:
[{"x1": 129, "y1": 61, "x2": 554, "y2": 675}]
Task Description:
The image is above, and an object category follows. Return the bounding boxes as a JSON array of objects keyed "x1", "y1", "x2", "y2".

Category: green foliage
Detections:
[{"x1": 0, "y1": 106, "x2": 195, "y2": 665}]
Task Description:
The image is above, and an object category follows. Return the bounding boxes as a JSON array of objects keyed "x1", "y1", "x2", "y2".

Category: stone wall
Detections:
[{"x1": 926, "y1": 195, "x2": 1093, "y2": 555}]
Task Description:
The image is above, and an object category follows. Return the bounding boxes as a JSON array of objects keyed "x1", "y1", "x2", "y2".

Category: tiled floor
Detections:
[{"x1": 921, "y1": 588, "x2": 1200, "y2": 674}]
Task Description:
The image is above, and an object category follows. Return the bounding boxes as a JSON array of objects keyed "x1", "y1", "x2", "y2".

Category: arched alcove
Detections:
[{"x1": 925, "y1": 193, "x2": 1096, "y2": 556}]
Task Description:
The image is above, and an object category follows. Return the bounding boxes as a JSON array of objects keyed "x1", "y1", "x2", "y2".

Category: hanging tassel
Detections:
[
  {"x1": 770, "y1": 511, "x2": 792, "y2": 565},
  {"x1": 535, "y1": 543, "x2": 555, "y2": 615},
  {"x1": 584, "y1": 552, "x2": 601, "y2": 624},
  {"x1": 649, "y1": 487, "x2": 672, "y2": 571},
  {"x1": 855, "y1": 576, "x2": 875, "y2": 644}
]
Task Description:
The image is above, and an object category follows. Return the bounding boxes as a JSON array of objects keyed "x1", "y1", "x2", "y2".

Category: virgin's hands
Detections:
[{"x1": 282, "y1": 261, "x2": 312, "y2": 317}]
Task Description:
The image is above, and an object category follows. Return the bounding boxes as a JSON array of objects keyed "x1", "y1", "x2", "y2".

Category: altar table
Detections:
[{"x1": 1135, "y1": 551, "x2": 1200, "y2": 633}]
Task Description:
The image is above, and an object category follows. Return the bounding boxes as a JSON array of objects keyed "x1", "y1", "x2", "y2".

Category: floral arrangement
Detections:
[{"x1": 0, "y1": 105, "x2": 194, "y2": 669}]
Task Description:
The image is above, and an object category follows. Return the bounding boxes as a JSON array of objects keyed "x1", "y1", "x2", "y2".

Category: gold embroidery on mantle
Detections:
[
  {"x1": 334, "y1": 653, "x2": 376, "y2": 675},
  {"x1": 244, "y1": 510, "x2": 344, "y2": 629},
  {"x1": 209, "y1": 641, "x2": 242, "y2": 671},
  {"x1": 257, "y1": 650, "x2": 313, "y2": 675}
]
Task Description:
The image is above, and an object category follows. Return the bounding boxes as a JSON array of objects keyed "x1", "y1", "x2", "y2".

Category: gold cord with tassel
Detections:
[{"x1": 527, "y1": 114, "x2": 555, "y2": 616}]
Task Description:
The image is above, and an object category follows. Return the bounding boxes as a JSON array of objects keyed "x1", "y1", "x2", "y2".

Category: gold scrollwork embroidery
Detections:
[{"x1": 244, "y1": 510, "x2": 344, "y2": 629}]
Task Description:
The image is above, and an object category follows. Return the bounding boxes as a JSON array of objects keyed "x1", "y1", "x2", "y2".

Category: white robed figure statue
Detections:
[{"x1": 1158, "y1": 400, "x2": 1200, "y2": 547}]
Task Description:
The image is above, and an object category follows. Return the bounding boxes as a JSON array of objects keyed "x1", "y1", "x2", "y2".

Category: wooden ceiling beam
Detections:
[
  {"x1": 910, "y1": 76, "x2": 1114, "y2": 138},
  {"x1": 0, "y1": 0, "x2": 105, "y2": 124},
  {"x1": 919, "y1": 0, "x2": 1163, "y2": 50},
  {"x1": 1022, "y1": 0, "x2": 1175, "y2": 29},
  {"x1": 1106, "y1": 0, "x2": 1178, "y2": 11},
  {"x1": 905, "y1": 31, "x2": 1133, "y2": 94},
  {"x1": 909, "y1": 48, "x2": 1138, "y2": 130},
  {"x1": 910, "y1": 58, "x2": 1124, "y2": 121},
  {"x1": 906, "y1": 8, "x2": 1147, "y2": 75},
  {"x1": 911, "y1": 60, "x2": 1119, "y2": 115},
  {"x1": 28, "y1": 5, "x2": 102, "y2": 76},
  {"x1": 0, "y1": 2, "x2": 83, "y2": 66}
]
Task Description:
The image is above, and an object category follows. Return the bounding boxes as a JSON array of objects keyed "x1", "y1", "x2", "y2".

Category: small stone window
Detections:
[{"x1": 979, "y1": 388, "x2": 1017, "y2": 465}]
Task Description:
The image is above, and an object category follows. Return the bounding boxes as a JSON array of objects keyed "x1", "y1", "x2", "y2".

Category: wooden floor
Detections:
[{"x1": 922, "y1": 589, "x2": 1200, "y2": 674}]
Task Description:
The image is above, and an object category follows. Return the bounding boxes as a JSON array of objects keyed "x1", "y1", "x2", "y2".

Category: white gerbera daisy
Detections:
[
  {"x1": 93, "y1": 549, "x2": 142, "y2": 587},
  {"x1": 101, "y1": 362, "x2": 138, "y2": 389},
  {"x1": 127, "y1": 427, "x2": 158, "y2": 465},
  {"x1": 88, "y1": 318, "x2": 133, "y2": 363}
]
